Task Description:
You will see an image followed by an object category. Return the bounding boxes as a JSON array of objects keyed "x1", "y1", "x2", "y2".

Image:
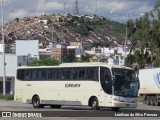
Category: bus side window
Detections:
[
  {"x1": 31, "y1": 69, "x2": 37, "y2": 80},
  {"x1": 73, "y1": 68, "x2": 78, "y2": 79},
  {"x1": 79, "y1": 69, "x2": 85, "y2": 80},
  {"x1": 86, "y1": 67, "x2": 98, "y2": 81},
  {"x1": 48, "y1": 69, "x2": 53, "y2": 80},
  {"x1": 53, "y1": 69, "x2": 59, "y2": 80},
  {"x1": 38, "y1": 69, "x2": 47, "y2": 80},
  {"x1": 60, "y1": 68, "x2": 72, "y2": 80},
  {"x1": 17, "y1": 69, "x2": 25, "y2": 80},
  {"x1": 25, "y1": 70, "x2": 30, "y2": 80}
]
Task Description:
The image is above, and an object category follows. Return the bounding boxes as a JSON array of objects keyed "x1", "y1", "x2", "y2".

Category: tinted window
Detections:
[
  {"x1": 60, "y1": 68, "x2": 72, "y2": 80},
  {"x1": 48, "y1": 69, "x2": 59, "y2": 80},
  {"x1": 86, "y1": 67, "x2": 98, "y2": 80},
  {"x1": 73, "y1": 68, "x2": 86, "y2": 80},
  {"x1": 37, "y1": 69, "x2": 47, "y2": 80},
  {"x1": 100, "y1": 67, "x2": 112, "y2": 94},
  {"x1": 25, "y1": 69, "x2": 37, "y2": 80},
  {"x1": 17, "y1": 69, "x2": 25, "y2": 80}
]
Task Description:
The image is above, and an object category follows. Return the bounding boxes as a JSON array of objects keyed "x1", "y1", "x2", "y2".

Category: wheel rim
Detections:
[
  {"x1": 150, "y1": 97, "x2": 153, "y2": 105},
  {"x1": 33, "y1": 97, "x2": 39, "y2": 107},
  {"x1": 34, "y1": 100, "x2": 38, "y2": 106},
  {"x1": 146, "y1": 96, "x2": 150, "y2": 105},
  {"x1": 92, "y1": 101, "x2": 97, "y2": 109},
  {"x1": 152, "y1": 96, "x2": 155, "y2": 106},
  {"x1": 154, "y1": 96, "x2": 158, "y2": 106}
]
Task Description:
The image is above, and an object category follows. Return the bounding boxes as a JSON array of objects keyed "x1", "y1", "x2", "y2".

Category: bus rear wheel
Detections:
[
  {"x1": 145, "y1": 96, "x2": 150, "y2": 105},
  {"x1": 32, "y1": 95, "x2": 44, "y2": 108},
  {"x1": 90, "y1": 97, "x2": 100, "y2": 110},
  {"x1": 150, "y1": 96, "x2": 155, "y2": 106},
  {"x1": 50, "y1": 105, "x2": 61, "y2": 109},
  {"x1": 154, "y1": 96, "x2": 160, "y2": 106}
]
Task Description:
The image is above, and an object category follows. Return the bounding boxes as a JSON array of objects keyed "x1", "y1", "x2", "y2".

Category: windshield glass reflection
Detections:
[{"x1": 112, "y1": 68, "x2": 139, "y2": 97}]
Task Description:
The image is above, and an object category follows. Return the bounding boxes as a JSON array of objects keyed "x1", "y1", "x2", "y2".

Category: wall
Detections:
[{"x1": 16, "y1": 40, "x2": 39, "y2": 59}]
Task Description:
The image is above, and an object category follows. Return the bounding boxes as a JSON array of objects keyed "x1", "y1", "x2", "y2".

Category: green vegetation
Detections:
[
  {"x1": 64, "y1": 15, "x2": 125, "y2": 40},
  {"x1": 138, "y1": 95, "x2": 145, "y2": 103},
  {"x1": 125, "y1": 0, "x2": 160, "y2": 68},
  {"x1": 78, "y1": 54, "x2": 90, "y2": 62},
  {"x1": 0, "y1": 95, "x2": 14, "y2": 100},
  {"x1": 28, "y1": 58, "x2": 61, "y2": 66},
  {"x1": 92, "y1": 42, "x2": 110, "y2": 48}
]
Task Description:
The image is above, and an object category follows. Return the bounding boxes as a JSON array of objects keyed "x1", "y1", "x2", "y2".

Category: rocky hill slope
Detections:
[{"x1": 0, "y1": 14, "x2": 126, "y2": 47}]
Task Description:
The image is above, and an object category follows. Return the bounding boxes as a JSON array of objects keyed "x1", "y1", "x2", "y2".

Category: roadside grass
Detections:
[
  {"x1": 138, "y1": 95, "x2": 145, "y2": 103},
  {"x1": 0, "y1": 94, "x2": 14, "y2": 100}
]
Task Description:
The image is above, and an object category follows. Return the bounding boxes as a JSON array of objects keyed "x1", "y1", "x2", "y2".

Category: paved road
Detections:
[{"x1": 0, "y1": 100, "x2": 159, "y2": 120}]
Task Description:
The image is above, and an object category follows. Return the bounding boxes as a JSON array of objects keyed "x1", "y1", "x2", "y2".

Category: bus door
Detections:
[{"x1": 100, "y1": 67, "x2": 113, "y2": 106}]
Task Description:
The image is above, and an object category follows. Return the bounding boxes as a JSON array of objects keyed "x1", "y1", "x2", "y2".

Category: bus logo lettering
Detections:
[{"x1": 65, "y1": 84, "x2": 81, "y2": 88}]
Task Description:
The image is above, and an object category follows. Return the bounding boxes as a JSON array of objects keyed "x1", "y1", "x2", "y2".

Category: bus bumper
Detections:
[{"x1": 112, "y1": 102, "x2": 138, "y2": 108}]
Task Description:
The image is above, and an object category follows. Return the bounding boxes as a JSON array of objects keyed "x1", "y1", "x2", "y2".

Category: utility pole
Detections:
[
  {"x1": 125, "y1": 14, "x2": 129, "y2": 59},
  {"x1": 1, "y1": 0, "x2": 6, "y2": 95}
]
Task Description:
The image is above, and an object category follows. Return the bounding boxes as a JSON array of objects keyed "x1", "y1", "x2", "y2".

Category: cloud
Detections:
[
  {"x1": 8, "y1": 9, "x2": 29, "y2": 19},
  {"x1": 46, "y1": 1, "x2": 63, "y2": 11},
  {"x1": 137, "y1": 3, "x2": 153, "y2": 13},
  {"x1": 3, "y1": 0, "x2": 15, "y2": 6},
  {"x1": 97, "y1": 1, "x2": 126, "y2": 11},
  {"x1": 37, "y1": 0, "x2": 63, "y2": 12},
  {"x1": 1, "y1": 0, "x2": 157, "y2": 23}
]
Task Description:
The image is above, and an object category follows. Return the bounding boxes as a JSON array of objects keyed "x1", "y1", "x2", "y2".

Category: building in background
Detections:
[
  {"x1": 82, "y1": 41, "x2": 92, "y2": 51},
  {"x1": 51, "y1": 44, "x2": 67, "y2": 62},
  {"x1": 0, "y1": 40, "x2": 39, "y2": 94}
]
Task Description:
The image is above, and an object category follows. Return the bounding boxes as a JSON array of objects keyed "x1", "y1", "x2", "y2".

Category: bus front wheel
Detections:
[
  {"x1": 32, "y1": 95, "x2": 44, "y2": 108},
  {"x1": 90, "y1": 97, "x2": 100, "y2": 110}
]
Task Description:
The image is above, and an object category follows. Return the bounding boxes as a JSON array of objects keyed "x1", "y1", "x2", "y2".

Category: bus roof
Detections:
[{"x1": 17, "y1": 62, "x2": 132, "y2": 70}]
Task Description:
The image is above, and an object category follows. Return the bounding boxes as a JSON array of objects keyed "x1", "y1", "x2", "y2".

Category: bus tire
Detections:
[
  {"x1": 145, "y1": 96, "x2": 150, "y2": 105},
  {"x1": 154, "y1": 96, "x2": 160, "y2": 106},
  {"x1": 32, "y1": 95, "x2": 44, "y2": 108},
  {"x1": 112, "y1": 107, "x2": 120, "y2": 111},
  {"x1": 150, "y1": 96, "x2": 155, "y2": 106},
  {"x1": 90, "y1": 97, "x2": 100, "y2": 110},
  {"x1": 50, "y1": 105, "x2": 61, "y2": 109}
]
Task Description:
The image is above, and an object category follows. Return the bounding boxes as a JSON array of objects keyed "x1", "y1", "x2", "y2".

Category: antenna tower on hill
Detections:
[
  {"x1": 73, "y1": 0, "x2": 79, "y2": 15},
  {"x1": 42, "y1": 0, "x2": 45, "y2": 15}
]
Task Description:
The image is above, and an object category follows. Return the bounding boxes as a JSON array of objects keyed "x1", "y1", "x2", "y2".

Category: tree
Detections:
[
  {"x1": 28, "y1": 58, "x2": 61, "y2": 66},
  {"x1": 14, "y1": 18, "x2": 19, "y2": 22},
  {"x1": 127, "y1": 0, "x2": 160, "y2": 68},
  {"x1": 47, "y1": 18, "x2": 52, "y2": 24},
  {"x1": 79, "y1": 54, "x2": 90, "y2": 62}
]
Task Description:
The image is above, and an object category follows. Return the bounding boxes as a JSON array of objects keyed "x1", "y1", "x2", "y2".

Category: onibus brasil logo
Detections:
[{"x1": 153, "y1": 72, "x2": 160, "y2": 89}]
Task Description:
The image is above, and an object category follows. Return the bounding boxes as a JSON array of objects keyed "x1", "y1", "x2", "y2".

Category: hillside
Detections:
[{"x1": 0, "y1": 14, "x2": 126, "y2": 47}]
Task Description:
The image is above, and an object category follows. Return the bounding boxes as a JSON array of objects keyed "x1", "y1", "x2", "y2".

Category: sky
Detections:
[{"x1": 1, "y1": 0, "x2": 158, "y2": 23}]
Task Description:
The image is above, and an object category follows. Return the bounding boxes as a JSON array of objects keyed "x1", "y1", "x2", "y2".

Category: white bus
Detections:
[{"x1": 14, "y1": 62, "x2": 139, "y2": 111}]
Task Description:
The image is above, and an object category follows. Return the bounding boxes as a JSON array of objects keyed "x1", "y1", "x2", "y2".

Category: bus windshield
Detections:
[{"x1": 112, "y1": 68, "x2": 139, "y2": 97}]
